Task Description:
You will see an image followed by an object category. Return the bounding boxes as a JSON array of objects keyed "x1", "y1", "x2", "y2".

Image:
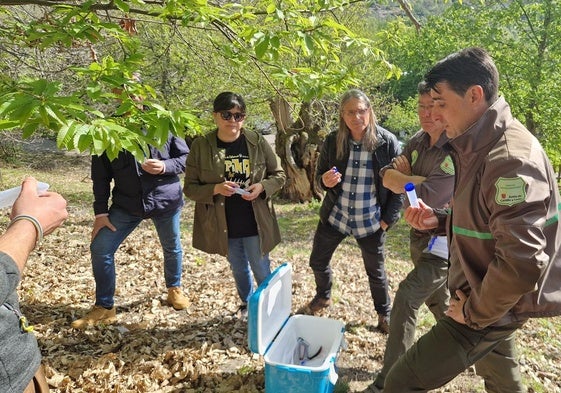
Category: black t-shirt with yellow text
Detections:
[{"x1": 217, "y1": 134, "x2": 258, "y2": 238}]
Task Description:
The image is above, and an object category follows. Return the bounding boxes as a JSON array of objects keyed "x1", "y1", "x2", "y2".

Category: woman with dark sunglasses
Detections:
[{"x1": 184, "y1": 92, "x2": 286, "y2": 319}]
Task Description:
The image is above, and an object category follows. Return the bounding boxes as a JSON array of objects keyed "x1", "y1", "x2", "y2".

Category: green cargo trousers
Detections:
[
  {"x1": 374, "y1": 231, "x2": 450, "y2": 389},
  {"x1": 383, "y1": 316, "x2": 526, "y2": 393}
]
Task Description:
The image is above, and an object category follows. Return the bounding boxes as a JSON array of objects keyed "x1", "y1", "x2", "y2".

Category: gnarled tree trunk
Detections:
[{"x1": 269, "y1": 96, "x2": 325, "y2": 203}]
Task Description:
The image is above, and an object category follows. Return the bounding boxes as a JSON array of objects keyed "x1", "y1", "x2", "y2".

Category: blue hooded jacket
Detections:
[{"x1": 91, "y1": 135, "x2": 189, "y2": 218}]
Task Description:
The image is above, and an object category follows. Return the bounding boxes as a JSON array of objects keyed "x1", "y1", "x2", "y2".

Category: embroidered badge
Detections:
[
  {"x1": 495, "y1": 177, "x2": 527, "y2": 206},
  {"x1": 440, "y1": 155, "x2": 455, "y2": 175},
  {"x1": 411, "y1": 150, "x2": 418, "y2": 167}
]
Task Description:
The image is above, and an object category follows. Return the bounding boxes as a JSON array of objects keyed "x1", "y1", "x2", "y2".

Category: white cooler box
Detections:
[{"x1": 248, "y1": 263, "x2": 345, "y2": 393}]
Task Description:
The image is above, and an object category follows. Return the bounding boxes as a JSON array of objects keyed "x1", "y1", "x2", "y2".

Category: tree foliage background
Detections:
[
  {"x1": 0, "y1": 0, "x2": 560, "y2": 198},
  {"x1": 380, "y1": 0, "x2": 561, "y2": 168}
]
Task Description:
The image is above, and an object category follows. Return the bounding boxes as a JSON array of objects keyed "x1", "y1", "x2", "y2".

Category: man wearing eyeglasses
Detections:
[{"x1": 370, "y1": 81, "x2": 454, "y2": 392}]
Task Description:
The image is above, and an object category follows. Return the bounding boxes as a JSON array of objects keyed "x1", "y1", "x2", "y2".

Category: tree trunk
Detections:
[{"x1": 269, "y1": 96, "x2": 324, "y2": 202}]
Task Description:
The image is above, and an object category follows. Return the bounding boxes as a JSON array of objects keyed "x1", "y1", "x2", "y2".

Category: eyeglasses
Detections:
[
  {"x1": 219, "y1": 111, "x2": 246, "y2": 122},
  {"x1": 343, "y1": 108, "x2": 369, "y2": 117}
]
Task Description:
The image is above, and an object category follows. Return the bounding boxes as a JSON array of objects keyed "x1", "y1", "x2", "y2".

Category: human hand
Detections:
[
  {"x1": 11, "y1": 176, "x2": 68, "y2": 237},
  {"x1": 403, "y1": 199, "x2": 438, "y2": 230},
  {"x1": 392, "y1": 155, "x2": 411, "y2": 175},
  {"x1": 141, "y1": 158, "x2": 165, "y2": 175},
  {"x1": 446, "y1": 289, "x2": 467, "y2": 324},
  {"x1": 380, "y1": 220, "x2": 389, "y2": 231},
  {"x1": 92, "y1": 215, "x2": 116, "y2": 240},
  {"x1": 214, "y1": 181, "x2": 239, "y2": 197},
  {"x1": 242, "y1": 183, "x2": 264, "y2": 201},
  {"x1": 322, "y1": 167, "x2": 342, "y2": 188}
]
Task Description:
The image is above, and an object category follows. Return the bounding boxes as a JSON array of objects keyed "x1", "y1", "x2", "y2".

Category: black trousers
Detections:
[{"x1": 308, "y1": 220, "x2": 391, "y2": 316}]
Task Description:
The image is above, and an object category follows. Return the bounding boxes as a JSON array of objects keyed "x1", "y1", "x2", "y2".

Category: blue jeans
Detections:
[
  {"x1": 90, "y1": 206, "x2": 183, "y2": 308},
  {"x1": 227, "y1": 236, "x2": 271, "y2": 303}
]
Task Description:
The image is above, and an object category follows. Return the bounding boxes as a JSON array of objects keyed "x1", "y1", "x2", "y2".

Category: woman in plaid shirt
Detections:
[{"x1": 304, "y1": 89, "x2": 403, "y2": 334}]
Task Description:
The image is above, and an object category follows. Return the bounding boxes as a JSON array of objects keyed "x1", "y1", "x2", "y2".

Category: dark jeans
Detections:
[{"x1": 309, "y1": 220, "x2": 391, "y2": 316}]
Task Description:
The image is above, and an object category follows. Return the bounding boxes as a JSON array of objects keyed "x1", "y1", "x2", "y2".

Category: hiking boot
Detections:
[
  {"x1": 377, "y1": 314, "x2": 390, "y2": 334},
  {"x1": 167, "y1": 287, "x2": 190, "y2": 310},
  {"x1": 236, "y1": 303, "x2": 248, "y2": 321},
  {"x1": 307, "y1": 296, "x2": 332, "y2": 314},
  {"x1": 71, "y1": 305, "x2": 116, "y2": 329}
]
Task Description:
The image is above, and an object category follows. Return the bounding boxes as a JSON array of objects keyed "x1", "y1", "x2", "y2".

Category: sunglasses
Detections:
[{"x1": 219, "y1": 111, "x2": 246, "y2": 122}]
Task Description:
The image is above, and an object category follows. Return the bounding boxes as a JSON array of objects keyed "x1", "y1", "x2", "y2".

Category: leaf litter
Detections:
[{"x1": 3, "y1": 150, "x2": 560, "y2": 393}]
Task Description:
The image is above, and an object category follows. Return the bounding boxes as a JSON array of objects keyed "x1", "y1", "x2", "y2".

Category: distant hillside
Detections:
[{"x1": 369, "y1": 0, "x2": 450, "y2": 22}]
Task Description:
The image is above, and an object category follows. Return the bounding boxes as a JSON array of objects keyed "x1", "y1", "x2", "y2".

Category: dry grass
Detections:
[{"x1": 1, "y1": 145, "x2": 560, "y2": 393}]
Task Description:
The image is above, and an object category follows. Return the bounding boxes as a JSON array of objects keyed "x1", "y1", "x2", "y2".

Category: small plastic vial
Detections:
[
  {"x1": 404, "y1": 182, "x2": 419, "y2": 208},
  {"x1": 332, "y1": 167, "x2": 341, "y2": 182}
]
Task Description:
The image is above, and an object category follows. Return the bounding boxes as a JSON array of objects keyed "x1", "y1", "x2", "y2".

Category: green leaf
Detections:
[
  {"x1": 255, "y1": 35, "x2": 270, "y2": 59},
  {"x1": 113, "y1": 0, "x2": 130, "y2": 12}
]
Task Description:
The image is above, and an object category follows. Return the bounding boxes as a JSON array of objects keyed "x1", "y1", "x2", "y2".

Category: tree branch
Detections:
[{"x1": 396, "y1": 0, "x2": 422, "y2": 32}]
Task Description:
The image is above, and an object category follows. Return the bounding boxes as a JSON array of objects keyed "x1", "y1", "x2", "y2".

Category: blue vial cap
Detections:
[{"x1": 404, "y1": 182, "x2": 415, "y2": 192}]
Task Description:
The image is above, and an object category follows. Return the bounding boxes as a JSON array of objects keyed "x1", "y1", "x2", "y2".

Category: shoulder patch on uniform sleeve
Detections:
[
  {"x1": 440, "y1": 155, "x2": 455, "y2": 175},
  {"x1": 495, "y1": 177, "x2": 527, "y2": 206},
  {"x1": 411, "y1": 150, "x2": 418, "y2": 167}
]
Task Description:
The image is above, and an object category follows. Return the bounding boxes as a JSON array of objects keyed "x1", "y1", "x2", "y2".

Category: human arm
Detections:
[
  {"x1": 380, "y1": 138, "x2": 425, "y2": 193},
  {"x1": 382, "y1": 133, "x2": 454, "y2": 208},
  {"x1": 91, "y1": 154, "x2": 113, "y2": 215},
  {"x1": 0, "y1": 177, "x2": 68, "y2": 274},
  {"x1": 141, "y1": 159, "x2": 165, "y2": 175},
  {"x1": 462, "y1": 155, "x2": 551, "y2": 329},
  {"x1": 91, "y1": 215, "x2": 116, "y2": 240},
  {"x1": 378, "y1": 129, "x2": 405, "y2": 229},
  {"x1": 385, "y1": 162, "x2": 454, "y2": 208},
  {"x1": 143, "y1": 135, "x2": 189, "y2": 175},
  {"x1": 446, "y1": 289, "x2": 468, "y2": 324},
  {"x1": 383, "y1": 166, "x2": 426, "y2": 194},
  {"x1": 183, "y1": 135, "x2": 226, "y2": 203},
  {"x1": 315, "y1": 133, "x2": 342, "y2": 190},
  {"x1": 319, "y1": 167, "x2": 342, "y2": 189},
  {"x1": 404, "y1": 199, "x2": 438, "y2": 230}
]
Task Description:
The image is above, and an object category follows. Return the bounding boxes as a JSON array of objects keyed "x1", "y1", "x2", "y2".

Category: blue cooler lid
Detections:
[{"x1": 248, "y1": 263, "x2": 292, "y2": 355}]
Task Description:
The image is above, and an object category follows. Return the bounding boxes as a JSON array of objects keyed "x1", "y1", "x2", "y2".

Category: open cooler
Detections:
[{"x1": 248, "y1": 263, "x2": 345, "y2": 393}]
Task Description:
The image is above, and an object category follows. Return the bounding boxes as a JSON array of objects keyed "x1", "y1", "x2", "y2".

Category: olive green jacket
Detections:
[{"x1": 183, "y1": 129, "x2": 285, "y2": 257}]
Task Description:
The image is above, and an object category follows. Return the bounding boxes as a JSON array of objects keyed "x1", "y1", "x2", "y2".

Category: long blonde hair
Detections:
[{"x1": 336, "y1": 89, "x2": 378, "y2": 160}]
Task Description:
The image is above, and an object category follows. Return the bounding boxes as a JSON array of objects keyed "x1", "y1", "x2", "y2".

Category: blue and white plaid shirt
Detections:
[{"x1": 328, "y1": 140, "x2": 380, "y2": 238}]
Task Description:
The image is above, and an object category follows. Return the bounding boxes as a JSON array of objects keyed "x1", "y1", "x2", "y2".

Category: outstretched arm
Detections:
[{"x1": 1, "y1": 177, "x2": 68, "y2": 274}]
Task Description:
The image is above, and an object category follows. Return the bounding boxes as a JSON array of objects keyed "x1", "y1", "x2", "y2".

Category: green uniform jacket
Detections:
[{"x1": 184, "y1": 129, "x2": 286, "y2": 257}]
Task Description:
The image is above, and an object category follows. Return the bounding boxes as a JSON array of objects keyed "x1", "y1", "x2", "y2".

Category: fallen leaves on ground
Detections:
[{"x1": 4, "y1": 150, "x2": 561, "y2": 393}]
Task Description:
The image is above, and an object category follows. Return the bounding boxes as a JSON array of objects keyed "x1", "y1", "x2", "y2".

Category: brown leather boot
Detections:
[
  {"x1": 377, "y1": 314, "x2": 390, "y2": 334},
  {"x1": 71, "y1": 305, "x2": 116, "y2": 329},
  {"x1": 167, "y1": 287, "x2": 190, "y2": 310}
]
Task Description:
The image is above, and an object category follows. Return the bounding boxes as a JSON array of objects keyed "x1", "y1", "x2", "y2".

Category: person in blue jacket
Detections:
[{"x1": 72, "y1": 78, "x2": 190, "y2": 329}]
